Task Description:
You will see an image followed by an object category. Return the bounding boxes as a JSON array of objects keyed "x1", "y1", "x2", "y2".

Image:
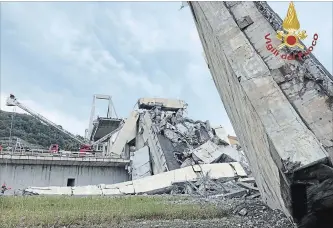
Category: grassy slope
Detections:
[
  {"x1": 0, "y1": 110, "x2": 82, "y2": 150},
  {"x1": 0, "y1": 196, "x2": 228, "y2": 227}
]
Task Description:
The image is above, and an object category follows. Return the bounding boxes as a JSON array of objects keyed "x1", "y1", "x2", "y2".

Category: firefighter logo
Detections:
[{"x1": 276, "y1": 2, "x2": 307, "y2": 50}]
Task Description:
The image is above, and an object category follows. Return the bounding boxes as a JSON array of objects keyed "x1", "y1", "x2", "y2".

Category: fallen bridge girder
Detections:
[{"x1": 188, "y1": 1, "x2": 333, "y2": 226}]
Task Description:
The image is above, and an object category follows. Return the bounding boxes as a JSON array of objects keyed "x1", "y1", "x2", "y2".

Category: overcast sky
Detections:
[{"x1": 0, "y1": 1, "x2": 332, "y2": 137}]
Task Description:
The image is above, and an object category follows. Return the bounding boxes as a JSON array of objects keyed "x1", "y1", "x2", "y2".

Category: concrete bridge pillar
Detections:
[{"x1": 189, "y1": 2, "x2": 333, "y2": 226}]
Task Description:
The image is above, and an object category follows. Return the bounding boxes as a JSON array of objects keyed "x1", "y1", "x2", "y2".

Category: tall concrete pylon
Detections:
[{"x1": 189, "y1": 2, "x2": 333, "y2": 227}]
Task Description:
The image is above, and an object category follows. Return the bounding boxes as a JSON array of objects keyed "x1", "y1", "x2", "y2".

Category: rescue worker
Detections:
[{"x1": 1, "y1": 183, "x2": 10, "y2": 194}]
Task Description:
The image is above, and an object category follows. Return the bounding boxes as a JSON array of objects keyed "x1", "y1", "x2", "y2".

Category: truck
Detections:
[{"x1": 49, "y1": 144, "x2": 60, "y2": 153}]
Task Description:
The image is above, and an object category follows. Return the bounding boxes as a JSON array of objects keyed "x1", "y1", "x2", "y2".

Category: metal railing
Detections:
[{"x1": 0, "y1": 150, "x2": 118, "y2": 159}]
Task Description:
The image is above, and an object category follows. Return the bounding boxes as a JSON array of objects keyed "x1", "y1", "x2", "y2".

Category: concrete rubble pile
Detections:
[
  {"x1": 170, "y1": 174, "x2": 260, "y2": 199},
  {"x1": 130, "y1": 98, "x2": 251, "y2": 179},
  {"x1": 23, "y1": 98, "x2": 256, "y2": 199}
]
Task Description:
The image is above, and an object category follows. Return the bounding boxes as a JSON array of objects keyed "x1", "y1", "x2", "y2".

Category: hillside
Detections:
[{"x1": 0, "y1": 110, "x2": 83, "y2": 150}]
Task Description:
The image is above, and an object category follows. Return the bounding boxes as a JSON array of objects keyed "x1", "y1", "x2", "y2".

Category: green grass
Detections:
[{"x1": 0, "y1": 196, "x2": 228, "y2": 227}]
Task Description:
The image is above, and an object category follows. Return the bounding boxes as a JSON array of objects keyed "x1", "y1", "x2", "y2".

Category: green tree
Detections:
[{"x1": 0, "y1": 110, "x2": 81, "y2": 150}]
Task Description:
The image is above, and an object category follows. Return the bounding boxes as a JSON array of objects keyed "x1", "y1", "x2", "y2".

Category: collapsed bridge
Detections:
[{"x1": 2, "y1": 2, "x2": 333, "y2": 227}]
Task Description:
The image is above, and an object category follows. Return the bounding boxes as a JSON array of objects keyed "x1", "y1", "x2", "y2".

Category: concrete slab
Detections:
[
  {"x1": 72, "y1": 185, "x2": 102, "y2": 196},
  {"x1": 192, "y1": 141, "x2": 224, "y2": 164},
  {"x1": 213, "y1": 126, "x2": 229, "y2": 144},
  {"x1": 131, "y1": 146, "x2": 152, "y2": 180},
  {"x1": 24, "y1": 162, "x2": 246, "y2": 196},
  {"x1": 108, "y1": 111, "x2": 139, "y2": 156},
  {"x1": 91, "y1": 118, "x2": 123, "y2": 142},
  {"x1": 102, "y1": 181, "x2": 135, "y2": 195},
  {"x1": 138, "y1": 98, "x2": 187, "y2": 111},
  {"x1": 141, "y1": 112, "x2": 168, "y2": 174},
  {"x1": 25, "y1": 186, "x2": 72, "y2": 195}
]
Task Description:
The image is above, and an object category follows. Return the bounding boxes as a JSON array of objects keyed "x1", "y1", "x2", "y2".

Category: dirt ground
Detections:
[{"x1": 69, "y1": 197, "x2": 295, "y2": 228}]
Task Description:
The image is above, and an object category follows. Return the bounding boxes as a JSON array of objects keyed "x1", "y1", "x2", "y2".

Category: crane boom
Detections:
[{"x1": 6, "y1": 94, "x2": 86, "y2": 145}]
